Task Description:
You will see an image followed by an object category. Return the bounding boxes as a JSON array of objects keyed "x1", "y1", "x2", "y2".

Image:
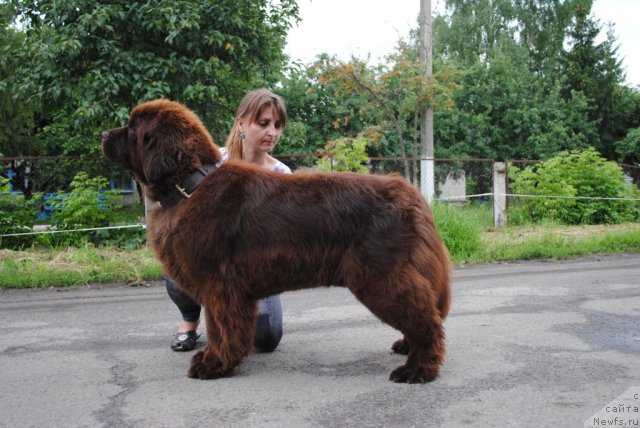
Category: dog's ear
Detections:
[{"x1": 141, "y1": 130, "x2": 179, "y2": 183}]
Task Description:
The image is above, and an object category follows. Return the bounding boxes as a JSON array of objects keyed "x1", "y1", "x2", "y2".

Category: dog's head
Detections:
[{"x1": 101, "y1": 99, "x2": 220, "y2": 198}]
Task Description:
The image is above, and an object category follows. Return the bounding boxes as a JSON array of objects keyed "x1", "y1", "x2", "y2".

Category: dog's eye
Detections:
[{"x1": 128, "y1": 128, "x2": 136, "y2": 145}]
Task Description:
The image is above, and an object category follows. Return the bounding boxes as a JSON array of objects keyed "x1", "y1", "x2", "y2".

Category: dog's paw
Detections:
[
  {"x1": 187, "y1": 351, "x2": 230, "y2": 380},
  {"x1": 389, "y1": 364, "x2": 439, "y2": 384},
  {"x1": 187, "y1": 351, "x2": 205, "y2": 378},
  {"x1": 391, "y1": 338, "x2": 410, "y2": 355}
]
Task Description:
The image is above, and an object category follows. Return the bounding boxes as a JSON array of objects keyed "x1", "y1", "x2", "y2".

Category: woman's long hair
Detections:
[{"x1": 225, "y1": 88, "x2": 287, "y2": 160}]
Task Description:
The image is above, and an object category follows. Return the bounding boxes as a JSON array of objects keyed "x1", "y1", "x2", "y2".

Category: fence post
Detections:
[
  {"x1": 493, "y1": 162, "x2": 507, "y2": 227},
  {"x1": 420, "y1": 158, "x2": 435, "y2": 203}
]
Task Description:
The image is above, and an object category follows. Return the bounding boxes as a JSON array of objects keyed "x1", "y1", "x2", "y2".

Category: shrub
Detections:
[
  {"x1": 508, "y1": 148, "x2": 640, "y2": 225},
  {"x1": 316, "y1": 135, "x2": 370, "y2": 173},
  {"x1": 49, "y1": 173, "x2": 121, "y2": 228},
  {"x1": 41, "y1": 172, "x2": 145, "y2": 247},
  {"x1": 0, "y1": 177, "x2": 40, "y2": 249}
]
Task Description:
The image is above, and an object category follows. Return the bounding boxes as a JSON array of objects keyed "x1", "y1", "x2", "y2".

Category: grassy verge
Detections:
[
  {"x1": 1, "y1": 221, "x2": 639, "y2": 289},
  {"x1": 0, "y1": 246, "x2": 163, "y2": 288},
  {"x1": 475, "y1": 223, "x2": 640, "y2": 264},
  {"x1": 433, "y1": 204, "x2": 640, "y2": 264}
]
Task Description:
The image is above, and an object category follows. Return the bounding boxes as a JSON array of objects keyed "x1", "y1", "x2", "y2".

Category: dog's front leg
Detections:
[{"x1": 188, "y1": 290, "x2": 258, "y2": 379}]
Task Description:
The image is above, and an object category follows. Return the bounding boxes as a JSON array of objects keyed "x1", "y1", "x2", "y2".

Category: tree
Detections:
[
  {"x1": 0, "y1": 1, "x2": 38, "y2": 157},
  {"x1": 277, "y1": 55, "x2": 368, "y2": 157},
  {"x1": 436, "y1": 0, "x2": 587, "y2": 77},
  {"x1": 431, "y1": 0, "x2": 639, "y2": 165},
  {"x1": 615, "y1": 127, "x2": 640, "y2": 165},
  {"x1": 300, "y1": 45, "x2": 456, "y2": 185},
  {"x1": 511, "y1": 0, "x2": 586, "y2": 77},
  {"x1": 434, "y1": 44, "x2": 595, "y2": 162},
  {"x1": 435, "y1": 0, "x2": 516, "y2": 67},
  {"x1": 560, "y1": 2, "x2": 629, "y2": 159},
  {"x1": 7, "y1": 0, "x2": 299, "y2": 158}
]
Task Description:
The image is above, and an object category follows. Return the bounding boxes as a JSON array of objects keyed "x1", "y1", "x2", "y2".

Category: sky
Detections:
[{"x1": 284, "y1": 0, "x2": 640, "y2": 87}]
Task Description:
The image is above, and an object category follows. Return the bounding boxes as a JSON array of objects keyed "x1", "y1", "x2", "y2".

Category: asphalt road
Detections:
[{"x1": 1, "y1": 254, "x2": 639, "y2": 428}]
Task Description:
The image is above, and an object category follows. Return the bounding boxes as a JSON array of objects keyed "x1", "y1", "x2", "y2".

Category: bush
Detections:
[
  {"x1": 0, "y1": 177, "x2": 40, "y2": 249},
  {"x1": 316, "y1": 136, "x2": 370, "y2": 173},
  {"x1": 508, "y1": 148, "x2": 640, "y2": 225},
  {"x1": 40, "y1": 172, "x2": 145, "y2": 248},
  {"x1": 1, "y1": 172, "x2": 146, "y2": 250},
  {"x1": 49, "y1": 173, "x2": 121, "y2": 228}
]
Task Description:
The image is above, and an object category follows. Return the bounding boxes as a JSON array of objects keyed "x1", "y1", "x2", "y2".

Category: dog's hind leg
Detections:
[
  {"x1": 349, "y1": 266, "x2": 446, "y2": 384},
  {"x1": 188, "y1": 289, "x2": 257, "y2": 380},
  {"x1": 391, "y1": 337, "x2": 410, "y2": 355},
  {"x1": 390, "y1": 258, "x2": 451, "y2": 358}
]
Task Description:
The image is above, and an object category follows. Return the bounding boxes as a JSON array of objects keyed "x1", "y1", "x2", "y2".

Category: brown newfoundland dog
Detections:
[{"x1": 102, "y1": 99, "x2": 451, "y2": 383}]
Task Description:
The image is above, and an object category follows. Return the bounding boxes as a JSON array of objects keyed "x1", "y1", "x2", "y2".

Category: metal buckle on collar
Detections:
[{"x1": 175, "y1": 184, "x2": 191, "y2": 199}]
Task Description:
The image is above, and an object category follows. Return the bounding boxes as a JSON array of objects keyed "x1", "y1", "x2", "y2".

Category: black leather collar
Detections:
[{"x1": 160, "y1": 164, "x2": 218, "y2": 207}]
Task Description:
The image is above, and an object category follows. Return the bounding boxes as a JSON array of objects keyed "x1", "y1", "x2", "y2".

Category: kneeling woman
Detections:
[{"x1": 167, "y1": 88, "x2": 291, "y2": 352}]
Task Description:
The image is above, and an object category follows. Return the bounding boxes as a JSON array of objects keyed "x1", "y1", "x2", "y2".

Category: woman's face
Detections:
[{"x1": 240, "y1": 105, "x2": 284, "y2": 154}]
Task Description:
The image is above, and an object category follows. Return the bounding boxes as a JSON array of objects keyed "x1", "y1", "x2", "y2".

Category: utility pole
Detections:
[{"x1": 419, "y1": 0, "x2": 434, "y2": 203}]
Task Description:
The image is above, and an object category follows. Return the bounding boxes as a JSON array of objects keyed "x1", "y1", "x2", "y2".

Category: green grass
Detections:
[
  {"x1": 433, "y1": 203, "x2": 640, "y2": 264},
  {"x1": 0, "y1": 245, "x2": 163, "y2": 288},
  {"x1": 433, "y1": 203, "x2": 494, "y2": 264},
  {"x1": 477, "y1": 223, "x2": 640, "y2": 263},
  {"x1": 1, "y1": 206, "x2": 639, "y2": 288}
]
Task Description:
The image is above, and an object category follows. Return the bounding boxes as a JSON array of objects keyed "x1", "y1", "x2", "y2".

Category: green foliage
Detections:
[
  {"x1": 560, "y1": 3, "x2": 631, "y2": 159},
  {"x1": 435, "y1": 0, "x2": 584, "y2": 75},
  {"x1": 276, "y1": 120, "x2": 308, "y2": 154},
  {"x1": 50, "y1": 173, "x2": 121, "y2": 229},
  {"x1": 615, "y1": 127, "x2": 640, "y2": 164},
  {"x1": 278, "y1": 60, "x2": 348, "y2": 154},
  {"x1": 4, "y1": 0, "x2": 640, "y2": 187},
  {"x1": 432, "y1": 0, "x2": 638, "y2": 163},
  {"x1": 279, "y1": 0, "x2": 636, "y2": 167},
  {"x1": 0, "y1": 2, "x2": 38, "y2": 156},
  {"x1": 281, "y1": 46, "x2": 458, "y2": 184},
  {"x1": 316, "y1": 136, "x2": 370, "y2": 173},
  {"x1": 285, "y1": 55, "x2": 374, "y2": 150},
  {"x1": 272, "y1": 119, "x2": 317, "y2": 169},
  {"x1": 434, "y1": 48, "x2": 595, "y2": 161},
  {"x1": 508, "y1": 148, "x2": 640, "y2": 224},
  {"x1": 4, "y1": 0, "x2": 299, "y2": 162},
  {"x1": 0, "y1": 193, "x2": 37, "y2": 234},
  {"x1": 0, "y1": 177, "x2": 39, "y2": 248},
  {"x1": 38, "y1": 172, "x2": 146, "y2": 248}
]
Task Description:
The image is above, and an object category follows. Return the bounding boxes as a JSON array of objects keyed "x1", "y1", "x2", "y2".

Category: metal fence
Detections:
[
  {"x1": 2, "y1": 154, "x2": 640, "y2": 230},
  {"x1": 278, "y1": 153, "x2": 496, "y2": 204},
  {"x1": 1, "y1": 156, "x2": 136, "y2": 200}
]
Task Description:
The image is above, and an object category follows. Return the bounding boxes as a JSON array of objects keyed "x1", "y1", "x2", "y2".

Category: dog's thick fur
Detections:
[{"x1": 102, "y1": 99, "x2": 452, "y2": 383}]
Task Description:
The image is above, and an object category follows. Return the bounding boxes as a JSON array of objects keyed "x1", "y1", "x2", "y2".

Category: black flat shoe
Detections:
[{"x1": 171, "y1": 330, "x2": 200, "y2": 351}]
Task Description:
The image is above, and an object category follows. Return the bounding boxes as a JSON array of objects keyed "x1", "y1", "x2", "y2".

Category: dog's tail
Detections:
[
  {"x1": 436, "y1": 263, "x2": 452, "y2": 319},
  {"x1": 410, "y1": 197, "x2": 452, "y2": 320}
]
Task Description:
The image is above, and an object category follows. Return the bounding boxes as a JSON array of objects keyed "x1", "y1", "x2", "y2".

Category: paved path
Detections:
[{"x1": 1, "y1": 254, "x2": 639, "y2": 427}]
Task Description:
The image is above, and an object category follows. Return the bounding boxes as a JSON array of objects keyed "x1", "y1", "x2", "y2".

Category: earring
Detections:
[{"x1": 239, "y1": 131, "x2": 246, "y2": 141}]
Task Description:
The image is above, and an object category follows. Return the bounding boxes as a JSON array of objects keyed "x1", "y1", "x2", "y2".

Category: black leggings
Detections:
[{"x1": 165, "y1": 277, "x2": 283, "y2": 352}]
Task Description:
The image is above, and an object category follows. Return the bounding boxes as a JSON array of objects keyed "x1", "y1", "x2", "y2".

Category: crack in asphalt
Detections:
[{"x1": 94, "y1": 356, "x2": 140, "y2": 428}]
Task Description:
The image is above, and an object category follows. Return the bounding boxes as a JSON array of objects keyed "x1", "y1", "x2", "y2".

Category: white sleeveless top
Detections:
[{"x1": 217, "y1": 147, "x2": 291, "y2": 174}]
